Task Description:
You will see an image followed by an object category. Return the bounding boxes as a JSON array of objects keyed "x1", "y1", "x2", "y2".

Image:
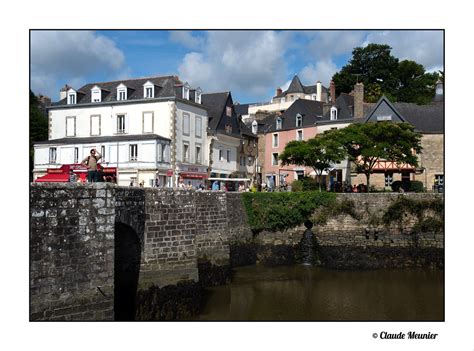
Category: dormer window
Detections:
[
  {"x1": 276, "y1": 117, "x2": 282, "y2": 130},
  {"x1": 143, "y1": 81, "x2": 154, "y2": 99},
  {"x1": 195, "y1": 88, "x2": 202, "y2": 104},
  {"x1": 91, "y1": 86, "x2": 101, "y2": 103},
  {"x1": 252, "y1": 120, "x2": 258, "y2": 134},
  {"x1": 117, "y1": 83, "x2": 127, "y2": 101},
  {"x1": 330, "y1": 106, "x2": 338, "y2": 121},
  {"x1": 183, "y1": 82, "x2": 190, "y2": 100},
  {"x1": 67, "y1": 89, "x2": 77, "y2": 105},
  {"x1": 296, "y1": 114, "x2": 302, "y2": 127}
]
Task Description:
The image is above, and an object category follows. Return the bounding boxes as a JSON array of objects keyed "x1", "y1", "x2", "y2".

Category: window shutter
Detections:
[{"x1": 124, "y1": 114, "x2": 129, "y2": 134}]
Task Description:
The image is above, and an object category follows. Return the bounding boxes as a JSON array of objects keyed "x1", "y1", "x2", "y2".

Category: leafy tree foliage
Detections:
[
  {"x1": 332, "y1": 44, "x2": 439, "y2": 104},
  {"x1": 337, "y1": 122, "x2": 423, "y2": 192},
  {"x1": 30, "y1": 90, "x2": 48, "y2": 180},
  {"x1": 279, "y1": 130, "x2": 346, "y2": 192}
]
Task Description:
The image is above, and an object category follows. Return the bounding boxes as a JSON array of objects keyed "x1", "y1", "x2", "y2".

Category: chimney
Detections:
[
  {"x1": 276, "y1": 87, "x2": 282, "y2": 96},
  {"x1": 330, "y1": 80, "x2": 336, "y2": 103},
  {"x1": 39, "y1": 95, "x2": 51, "y2": 107},
  {"x1": 354, "y1": 82, "x2": 364, "y2": 119},
  {"x1": 59, "y1": 84, "x2": 71, "y2": 101},
  {"x1": 316, "y1": 81, "x2": 322, "y2": 101}
]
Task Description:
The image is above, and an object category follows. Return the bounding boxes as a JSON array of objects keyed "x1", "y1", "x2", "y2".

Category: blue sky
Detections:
[{"x1": 30, "y1": 30, "x2": 443, "y2": 104}]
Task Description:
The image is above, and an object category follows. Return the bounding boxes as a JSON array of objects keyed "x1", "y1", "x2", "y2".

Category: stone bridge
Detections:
[{"x1": 30, "y1": 183, "x2": 252, "y2": 321}]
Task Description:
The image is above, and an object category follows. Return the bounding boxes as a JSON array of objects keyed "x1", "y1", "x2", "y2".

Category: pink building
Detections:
[{"x1": 262, "y1": 97, "x2": 355, "y2": 188}]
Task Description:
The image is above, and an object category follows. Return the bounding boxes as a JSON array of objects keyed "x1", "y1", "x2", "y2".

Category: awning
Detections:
[
  {"x1": 208, "y1": 177, "x2": 251, "y2": 182},
  {"x1": 180, "y1": 172, "x2": 208, "y2": 179},
  {"x1": 35, "y1": 172, "x2": 87, "y2": 182},
  {"x1": 166, "y1": 170, "x2": 173, "y2": 177}
]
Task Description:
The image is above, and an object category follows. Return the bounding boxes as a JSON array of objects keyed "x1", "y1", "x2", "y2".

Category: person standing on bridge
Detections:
[{"x1": 81, "y1": 148, "x2": 102, "y2": 183}]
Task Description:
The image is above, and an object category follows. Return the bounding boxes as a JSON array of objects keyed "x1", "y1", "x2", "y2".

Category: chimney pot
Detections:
[
  {"x1": 330, "y1": 80, "x2": 336, "y2": 103},
  {"x1": 276, "y1": 87, "x2": 283, "y2": 96},
  {"x1": 354, "y1": 82, "x2": 364, "y2": 119}
]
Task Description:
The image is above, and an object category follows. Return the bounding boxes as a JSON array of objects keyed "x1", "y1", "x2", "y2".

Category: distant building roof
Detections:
[
  {"x1": 51, "y1": 75, "x2": 202, "y2": 107},
  {"x1": 234, "y1": 103, "x2": 250, "y2": 116},
  {"x1": 274, "y1": 75, "x2": 328, "y2": 99}
]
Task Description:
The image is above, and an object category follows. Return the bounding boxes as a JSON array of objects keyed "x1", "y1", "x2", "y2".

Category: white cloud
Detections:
[
  {"x1": 177, "y1": 31, "x2": 289, "y2": 99},
  {"x1": 299, "y1": 60, "x2": 339, "y2": 87},
  {"x1": 169, "y1": 31, "x2": 204, "y2": 50},
  {"x1": 364, "y1": 31, "x2": 443, "y2": 71},
  {"x1": 30, "y1": 31, "x2": 128, "y2": 98}
]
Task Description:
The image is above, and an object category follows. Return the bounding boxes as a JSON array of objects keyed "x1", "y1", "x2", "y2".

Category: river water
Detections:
[{"x1": 194, "y1": 265, "x2": 443, "y2": 321}]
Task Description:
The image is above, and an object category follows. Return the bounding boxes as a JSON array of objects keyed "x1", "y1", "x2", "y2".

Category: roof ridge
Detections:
[{"x1": 83, "y1": 75, "x2": 181, "y2": 88}]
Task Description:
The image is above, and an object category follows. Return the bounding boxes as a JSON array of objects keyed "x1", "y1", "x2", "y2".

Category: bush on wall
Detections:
[{"x1": 241, "y1": 191, "x2": 336, "y2": 232}]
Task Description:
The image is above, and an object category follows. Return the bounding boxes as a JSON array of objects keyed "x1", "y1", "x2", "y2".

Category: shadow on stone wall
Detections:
[{"x1": 114, "y1": 222, "x2": 142, "y2": 321}]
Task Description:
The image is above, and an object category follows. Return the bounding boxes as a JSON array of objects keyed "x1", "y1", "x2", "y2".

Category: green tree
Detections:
[
  {"x1": 332, "y1": 44, "x2": 399, "y2": 100},
  {"x1": 396, "y1": 60, "x2": 438, "y2": 104},
  {"x1": 279, "y1": 130, "x2": 346, "y2": 192},
  {"x1": 338, "y1": 122, "x2": 423, "y2": 192},
  {"x1": 332, "y1": 44, "x2": 439, "y2": 104},
  {"x1": 30, "y1": 90, "x2": 48, "y2": 181}
]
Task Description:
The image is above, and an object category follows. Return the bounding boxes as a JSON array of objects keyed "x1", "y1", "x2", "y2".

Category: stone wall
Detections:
[
  {"x1": 226, "y1": 192, "x2": 253, "y2": 243},
  {"x1": 417, "y1": 134, "x2": 444, "y2": 190},
  {"x1": 140, "y1": 189, "x2": 199, "y2": 288},
  {"x1": 194, "y1": 191, "x2": 229, "y2": 265},
  {"x1": 244, "y1": 193, "x2": 444, "y2": 268},
  {"x1": 30, "y1": 183, "x2": 115, "y2": 321}
]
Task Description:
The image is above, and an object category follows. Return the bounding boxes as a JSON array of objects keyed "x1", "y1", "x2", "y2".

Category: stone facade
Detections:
[
  {"x1": 30, "y1": 183, "x2": 115, "y2": 321},
  {"x1": 417, "y1": 134, "x2": 444, "y2": 190}
]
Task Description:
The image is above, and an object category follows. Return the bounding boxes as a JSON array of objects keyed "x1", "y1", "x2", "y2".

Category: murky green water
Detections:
[{"x1": 195, "y1": 265, "x2": 444, "y2": 321}]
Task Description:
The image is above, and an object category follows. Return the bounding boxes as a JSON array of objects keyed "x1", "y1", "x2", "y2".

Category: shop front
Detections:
[{"x1": 177, "y1": 164, "x2": 208, "y2": 188}]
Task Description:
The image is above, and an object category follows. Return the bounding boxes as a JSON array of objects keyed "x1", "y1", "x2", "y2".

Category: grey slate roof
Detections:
[
  {"x1": 36, "y1": 133, "x2": 170, "y2": 145},
  {"x1": 323, "y1": 93, "x2": 355, "y2": 120},
  {"x1": 274, "y1": 75, "x2": 328, "y2": 99},
  {"x1": 264, "y1": 99, "x2": 325, "y2": 133},
  {"x1": 393, "y1": 102, "x2": 444, "y2": 133},
  {"x1": 51, "y1": 76, "x2": 186, "y2": 106},
  {"x1": 201, "y1": 92, "x2": 230, "y2": 131},
  {"x1": 364, "y1": 96, "x2": 444, "y2": 133},
  {"x1": 234, "y1": 103, "x2": 250, "y2": 116}
]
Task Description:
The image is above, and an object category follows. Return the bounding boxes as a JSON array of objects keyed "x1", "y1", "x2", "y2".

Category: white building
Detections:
[{"x1": 33, "y1": 76, "x2": 208, "y2": 187}]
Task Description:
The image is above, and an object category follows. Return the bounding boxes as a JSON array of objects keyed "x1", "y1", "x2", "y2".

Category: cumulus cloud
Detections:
[
  {"x1": 304, "y1": 30, "x2": 368, "y2": 60},
  {"x1": 169, "y1": 31, "x2": 204, "y2": 50},
  {"x1": 363, "y1": 30, "x2": 444, "y2": 71},
  {"x1": 177, "y1": 31, "x2": 289, "y2": 99},
  {"x1": 299, "y1": 60, "x2": 339, "y2": 87},
  {"x1": 30, "y1": 31, "x2": 128, "y2": 98}
]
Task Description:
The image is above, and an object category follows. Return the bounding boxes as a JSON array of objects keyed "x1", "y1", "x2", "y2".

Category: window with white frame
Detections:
[
  {"x1": 129, "y1": 144, "x2": 138, "y2": 161},
  {"x1": 143, "y1": 81, "x2": 154, "y2": 98},
  {"x1": 117, "y1": 84, "x2": 127, "y2": 101},
  {"x1": 218, "y1": 149, "x2": 223, "y2": 161},
  {"x1": 272, "y1": 153, "x2": 279, "y2": 166},
  {"x1": 226, "y1": 150, "x2": 231, "y2": 163},
  {"x1": 384, "y1": 172, "x2": 393, "y2": 187},
  {"x1": 330, "y1": 106, "x2": 338, "y2": 121},
  {"x1": 101, "y1": 145, "x2": 106, "y2": 162},
  {"x1": 157, "y1": 144, "x2": 163, "y2": 162},
  {"x1": 117, "y1": 114, "x2": 126, "y2": 133},
  {"x1": 297, "y1": 130, "x2": 303, "y2": 141},
  {"x1": 49, "y1": 147, "x2": 57, "y2": 163},
  {"x1": 195, "y1": 116, "x2": 202, "y2": 138},
  {"x1": 273, "y1": 133, "x2": 279, "y2": 148},
  {"x1": 162, "y1": 144, "x2": 168, "y2": 162},
  {"x1": 252, "y1": 120, "x2": 258, "y2": 134},
  {"x1": 183, "y1": 83, "x2": 190, "y2": 100},
  {"x1": 183, "y1": 142, "x2": 190, "y2": 162},
  {"x1": 435, "y1": 174, "x2": 444, "y2": 186},
  {"x1": 65, "y1": 116, "x2": 76, "y2": 137},
  {"x1": 226, "y1": 106, "x2": 232, "y2": 117},
  {"x1": 296, "y1": 114, "x2": 303, "y2": 127},
  {"x1": 67, "y1": 91, "x2": 76, "y2": 104},
  {"x1": 91, "y1": 86, "x2": 101, "y2": 102},
  {"x1": 90, "y1": 115, "x2": 100, "y2": 136},
  {"x1": 74, "y1": 147, "x2": 79, "y2": 163},
  {"x1": 195, "y1": 88, "x2": 202, "y2": 104},
  {"x1": 276, "y1": 117, "x2": 282, "y2": 130},
  {"x1": 183, "y1": 113, "x2": 190, "y2": 135},
  {"x1": 195, "y1": 144, "x2": 201, "y2": 164}
]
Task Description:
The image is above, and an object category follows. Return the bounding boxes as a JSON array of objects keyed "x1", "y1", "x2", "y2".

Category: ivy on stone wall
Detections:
[
  {"x1": 382, "y1": 195, "x2": 444, "y2": 233},
  {"x1": 241, "y1": 192, "x2": 336, "y2": 233}
]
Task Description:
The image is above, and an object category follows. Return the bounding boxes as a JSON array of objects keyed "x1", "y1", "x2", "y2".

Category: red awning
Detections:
[
  {"x1": 180, "y1": 172, "x2": 208, "y2": 179},
  {"x1": 35, "y1": 173, "x2": 69, "y2": 182}
]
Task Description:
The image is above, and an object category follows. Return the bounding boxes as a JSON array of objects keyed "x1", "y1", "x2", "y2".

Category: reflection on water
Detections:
[{"x1": 194, "y1": 265, "x2": 443, "y2": 321}]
